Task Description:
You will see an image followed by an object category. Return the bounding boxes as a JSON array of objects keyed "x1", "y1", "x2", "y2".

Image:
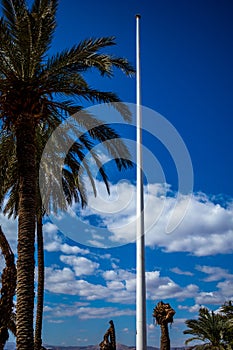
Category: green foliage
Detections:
[{"x1": 183, "y1": 303, "x2": 233, "y2": 349}]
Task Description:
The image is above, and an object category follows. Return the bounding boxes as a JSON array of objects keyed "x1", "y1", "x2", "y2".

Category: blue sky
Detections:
[{"x1": 1, "y1": 0, "x2": 233, "y2": 348}]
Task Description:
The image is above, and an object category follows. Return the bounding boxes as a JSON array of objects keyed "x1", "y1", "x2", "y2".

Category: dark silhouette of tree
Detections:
[{"x1": 0, "y1": 226, "x2": 16, "y2": 350}]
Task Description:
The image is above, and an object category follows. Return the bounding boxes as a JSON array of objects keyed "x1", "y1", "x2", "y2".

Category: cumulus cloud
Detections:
[
  {"x1": 195, "y1": 265, "x2": 233, "y2": 282},
  {"x1": 146, "y1": 271, "x2": 198, "y2": 301},
  {"x1": 44, "y1": 262, "x2": 199, "y2": 304},
  {"x1": 77, "y1": 181, "x2": 233, "y2": 256},
  {"x1": 178, "y1": 304, "x2": 204, "y2": 313},
  {"x1": 43, "y1": 254, "x2": 233, "y2": 326},
  {"x1": 43, "y1": 222, "x2": 90, "y2": 255},
  {"x1": 44, "y1": 302, "x2": 135, "y2": 320},
  {"x1": 217, "y1": 280, "x2": 233, "y2": 299},
  {"x1": 42, "y1": 254, "x2": 229, "y2": 312},
  {"x1": 45, "y1": 267, "x2": 75, "y2": 284},
  {"x1": 195, "y1": 291, "x2": 224, "y2": 305},
  {"x1": 1, "y1": 180, "x2": 232, "y2": 258},
  {"x1": 60, "y1": 255, "x2": 99, "y2": 276}
]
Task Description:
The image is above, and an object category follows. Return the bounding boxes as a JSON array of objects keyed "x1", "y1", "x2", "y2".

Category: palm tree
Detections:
[
  {"x1": 183, "y1": 307, "x2": 229, "y2": 349},
  {"x1": 0, "y1": 0, "x2": 134, "y2": 348},
  {"x1": 220, "y1": 301, "x2": 233, "y2": 348},
  {"x1": 220, "y1": 300, "x2": 233, "y2": 319},
  {"x1": 153, "y1": 301, "x2": 175, "y2": 350},
  {"x1": 0, "y1": 226, "x2": 16, "y2": 350},
  {"x1": 0, "y1": 122, "x2": 132, "y2": 350}
]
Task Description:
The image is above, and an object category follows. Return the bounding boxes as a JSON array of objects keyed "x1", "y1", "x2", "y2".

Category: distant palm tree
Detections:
[
  {"x1": 183, "y1": 307, "x2": 229, "y2": 349},
  {"x1": 153, "y1": 301, "x2": 175, "y2": 350},
  {"x1": 0, "y1": 226, "x2": 16, "y2": 350},
  {"x1": 0, "y1": 0, "x2": 134, "y2": 348}
]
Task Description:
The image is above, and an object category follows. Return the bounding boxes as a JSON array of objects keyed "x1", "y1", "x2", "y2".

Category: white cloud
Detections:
[
  {"x1": 43, "y1": 222, "x2": 89, "y2": 255},
  {"x1": 44, "y1": 258, "x2": 232, "y2": 312},
  {"x1": 217, "y1": 280, "x2": 233, "y2": 299},
  {"x1": 106, "y1": 280, "x2": 125, "y2": 290},
  {"x1": 78, "y1": 181, "x2": 233, "y2": 256},
  {"x1": 87, "y1": 240, "x2": 107, "y2": 248},
  {"x1": 44, "y1": 262, "x2": 199, "y2": 304},
  {"x1": 45, "y1": 267, "x2": 75, "y2": 284},
  {"x1": 47, "y1": 319, "x2": 64, "y2": 324},
  {"x1": 122, "y1": 327, "x2": 129, "y2": 333},
  {"x1": 148, "y1": 324, "x2": 155, "y2": 330},
  {"x1": 195, "y1": 291, "x2": 224, "y2": 305},
  {"x1": 146, "y1": 271, "x2": 198, "y2": 301},
  {"x1": 102, "y1": 268, "x2": 199, "y2": 303},
  {"x1": 44, "y1": 302, "x2": 135, "y2": 320},
  {"x1": 195, "y1": 265, "x2": 233, "y2": 282},
  {"x1": 60, "y1": 255, "x2": 99, "y2": 276},
  {"x1": 0, "y1": 214, "x2": 17, "y2": 252},
  {"x1": 178, "y1": 304, "x2": 204, "y2": 313},
  {"x1": 172, "y1": 318, "x2": 187, "y2": 325},
  {"x1": 170, "y1": 267, "x2": 194, "y2": 276},
  {"x1": 45, "y1": 270, "x2": 110, "y2": 299},
  {"x1": 60, "y1": 243, "x2": 89, "y2": 255}
]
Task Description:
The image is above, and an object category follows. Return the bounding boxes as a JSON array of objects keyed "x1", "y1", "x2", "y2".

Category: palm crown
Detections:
[
  {"x1": 0, "y1": 0, "x2": 134, "y2": 128},
  {"x1": 183, "y1": 307, "x2": 231, "y2": 349}
]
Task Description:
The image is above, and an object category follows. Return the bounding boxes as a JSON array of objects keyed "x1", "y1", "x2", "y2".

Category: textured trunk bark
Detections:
[
  {"x1": 160, "y1": 323, "x2": 170, "y2": 350},
  {"x1": 34, "y1": 213, "x2": 44, "y2": 350},
  {"x1": 16, "y1": 116, "x2": 36, "y2": 350}
]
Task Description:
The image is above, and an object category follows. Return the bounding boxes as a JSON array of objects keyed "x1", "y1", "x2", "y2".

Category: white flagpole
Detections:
[{"x1": 136, "y1": 14, "x2": 147, "y2": 350}]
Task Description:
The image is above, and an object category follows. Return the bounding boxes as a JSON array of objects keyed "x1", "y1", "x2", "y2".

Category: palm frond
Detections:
[
  {"x1": 43, "y1": 36, "x2": 134, "y2": 78},
  {"x1": 1, "y1": 0, "x2": 26, "y2": 29},
  {"x1": 0, "y1": 18, "x2": 21, "y2": 77},
  {"x1": 29, "y1": 0, "x2": 58, "y2": 75}
]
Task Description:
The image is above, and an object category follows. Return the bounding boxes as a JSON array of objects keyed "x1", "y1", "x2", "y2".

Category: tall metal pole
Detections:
[{"x1": 136, "y1": 14, "x2": 147, "y2": 350}]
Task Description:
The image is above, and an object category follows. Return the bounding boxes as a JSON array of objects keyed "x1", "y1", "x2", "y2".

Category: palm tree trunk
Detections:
[
  {"x1": 160, "y1": 323, "x2": 170, "y2": 350},
  {"x1": 34, "y1": 213, "x2": 44, "y2": 350},
  {"x1": 16, "y1": 116, "x2": 36, "y2": 350}
]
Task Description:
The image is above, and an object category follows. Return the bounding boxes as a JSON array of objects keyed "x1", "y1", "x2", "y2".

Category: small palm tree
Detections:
[
  {"x1": 153, "y1": 301, "x2": 175, "y2": 350},
  {"x1": 0, "y1": 0, "x2": 134, "y2": 348},
  {"x1": 183, "y1": 307, "x2": 228, "y2": 349},
  {"x1": 0, "y1": 226, "x2": 16, "y2": 350}
]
